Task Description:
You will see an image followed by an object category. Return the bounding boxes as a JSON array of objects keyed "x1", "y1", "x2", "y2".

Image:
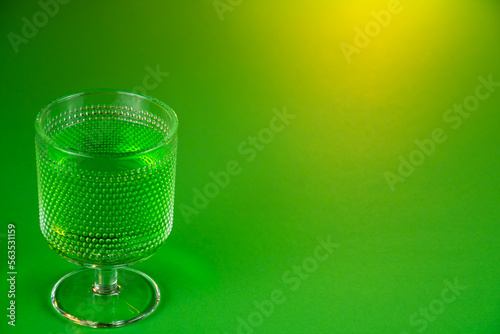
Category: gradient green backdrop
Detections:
[{"x1": 1, "y1": 0, "x2": 500, "y2": 333}]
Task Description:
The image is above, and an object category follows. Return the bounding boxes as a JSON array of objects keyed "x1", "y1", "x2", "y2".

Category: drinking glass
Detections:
[{"x1": 35, "y1": 89, "x2": 178, "y2": 327}]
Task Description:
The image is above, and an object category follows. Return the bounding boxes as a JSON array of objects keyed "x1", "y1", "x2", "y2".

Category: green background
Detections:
[{"x1": 1, "y1": 0, "x2": 500, "y2": 333}]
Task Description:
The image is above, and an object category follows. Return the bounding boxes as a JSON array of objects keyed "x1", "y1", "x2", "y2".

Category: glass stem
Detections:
[{"x1": 93, "y1": 268, "x2": 119, "y2": 295}]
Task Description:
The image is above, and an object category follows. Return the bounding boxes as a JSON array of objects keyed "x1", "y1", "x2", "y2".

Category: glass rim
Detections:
[{"x1": 35, "y1": 89, "x2": 178, "y2": 158}]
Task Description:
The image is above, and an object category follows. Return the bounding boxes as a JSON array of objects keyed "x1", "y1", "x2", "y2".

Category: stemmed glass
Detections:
[{"x1": 35, "y1": 90, "x2": 178, "y2": 327}]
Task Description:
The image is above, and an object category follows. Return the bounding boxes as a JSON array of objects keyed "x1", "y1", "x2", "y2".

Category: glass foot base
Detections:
[{"x1": 51, "y1": 268, "x2": 160, "y2": 328}]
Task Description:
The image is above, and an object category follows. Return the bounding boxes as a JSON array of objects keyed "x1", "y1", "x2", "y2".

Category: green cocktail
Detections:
[
  {"x1": 35, "y1": 90, "x2": 178, "y2": 327},
  {"x1": 37, "y1": 107, "x2": 176, "y2": 266}
]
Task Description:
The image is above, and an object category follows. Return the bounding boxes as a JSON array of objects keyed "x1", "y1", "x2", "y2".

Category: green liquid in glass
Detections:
[{"x1": 36, "y1": 107, "x2": 176, "y2": 266}]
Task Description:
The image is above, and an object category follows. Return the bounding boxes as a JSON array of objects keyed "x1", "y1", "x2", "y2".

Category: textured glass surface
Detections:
[{"x1": 36, "y1": 104, "x2": 177, "y2": 266}]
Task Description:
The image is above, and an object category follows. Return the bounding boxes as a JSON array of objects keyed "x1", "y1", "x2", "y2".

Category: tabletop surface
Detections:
[{"x1": 1, "y1": 1, "x2": 500, "y2": 333}]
